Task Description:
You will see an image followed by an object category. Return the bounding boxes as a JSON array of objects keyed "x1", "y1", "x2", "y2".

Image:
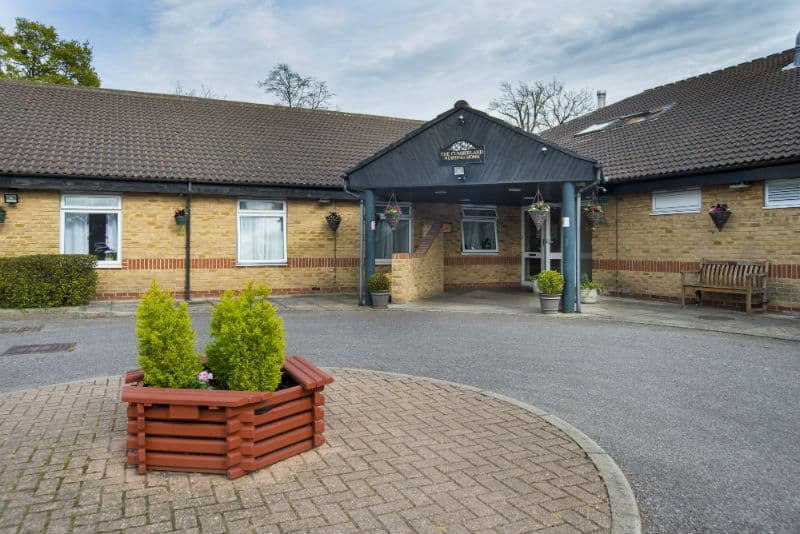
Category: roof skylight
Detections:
[
  {"x1": 576, "y1": 119, "x2": 618, "y2": 136},
  {"x1": 574, "y1": 103, "x2": 674, "y2": 137}
]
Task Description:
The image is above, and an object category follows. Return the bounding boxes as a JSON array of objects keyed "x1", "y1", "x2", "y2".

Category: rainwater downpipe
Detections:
[
  {"x1": 184, "y1": 181, "x2": 192, "y2": 301},
  {"x1": 342, "y1": 181, "x2": 364, "y2": 305},
  {"x1": 574, "y1": 168, "x2": 603, "y2": 313}
]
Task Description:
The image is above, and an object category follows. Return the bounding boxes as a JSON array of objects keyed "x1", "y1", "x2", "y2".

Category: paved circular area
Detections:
[{"x1": 0, "y1": 369, "x2": 611, "y2": 533}]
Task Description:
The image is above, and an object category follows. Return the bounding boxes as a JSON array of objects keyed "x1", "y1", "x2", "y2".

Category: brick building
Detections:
[{"x1": 1, "y1": 43, "x2": 799, "y2": 310}]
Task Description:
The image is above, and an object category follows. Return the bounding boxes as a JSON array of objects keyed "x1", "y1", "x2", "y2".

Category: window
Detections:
[
  {"x1": 765, "y1": 178, "x2": 800, "y2": 208},
  {"x1": 576, "y1": 119, "x2": 618, "y2": 136},
  {"x1": 237, "y1": 199, "x2": 287, "y2": 264},
  {"x1": 651, "y1": 189, "x2": 701, "y2": 215},
  {"x1": 461, "y1": 206, "x2": 498, "y2": 253},
  {"x1": 375, "y1": 203, "x2": 412, "y2": 264},
  {"x1": 60, "y1": 194, "x2": 122, "y2": 267}
]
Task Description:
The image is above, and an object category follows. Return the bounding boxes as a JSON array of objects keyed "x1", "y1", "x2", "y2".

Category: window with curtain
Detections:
[
  {"x1": 375, "y1": 203, "x2": 412, "y2": 264},
  {"x1": 461, "y1": 206, "x2": 498, "y2": 253},
  {"x1": 61, "y1": 195, "x2": 122, "y2": 267},
  {"x1": 237, "y1": 199, "x2": 287, "y2": 264}
]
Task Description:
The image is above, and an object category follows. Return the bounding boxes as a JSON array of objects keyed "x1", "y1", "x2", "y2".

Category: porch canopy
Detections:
[{"x1": 344, "y1": 100, "x2": 602, "y2": 311}]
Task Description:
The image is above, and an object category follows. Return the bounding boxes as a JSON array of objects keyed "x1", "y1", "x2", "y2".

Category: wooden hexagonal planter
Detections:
[{"x1": 121, "y1": 355, "x2": 333, "y2": 479}]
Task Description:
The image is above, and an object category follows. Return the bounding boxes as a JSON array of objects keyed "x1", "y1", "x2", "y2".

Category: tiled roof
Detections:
[
  {"x1": 0, "y1": 80, "x2": 422, "y2": 189},
  {"x1": 539, "y1": 49, "x2": 800, "y2": 182}
]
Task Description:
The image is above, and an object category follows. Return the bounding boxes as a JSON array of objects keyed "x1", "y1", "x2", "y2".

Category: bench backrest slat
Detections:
[{"x1": 698, "y1": 259, "x2": 769, "y2": 288}]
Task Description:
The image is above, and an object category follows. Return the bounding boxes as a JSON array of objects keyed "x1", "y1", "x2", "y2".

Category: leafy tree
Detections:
[
  {"x1": 257, "y1": 63, "x2": 333, "y2": 109},
  {"x1": 206, "y1": 283, "x2": 286, "y2": 392},
  {"x1": 489, "y1": 79, "x2": 594, "y2": 133},
  {"x1": 136, "y1": 283, "x2": 202, "y2": 388},
  {"x1": 0, "y1": 18, "x2": 100, "y2": 87}
]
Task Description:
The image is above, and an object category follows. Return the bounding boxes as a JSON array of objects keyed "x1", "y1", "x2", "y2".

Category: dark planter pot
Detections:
[
  {"x1": 585, "y1": 210, "x2": 604, "y2": 228},
  {"x1": 384, "y1": 212, "x2": 400, "y2": 230},
  {"x1": 709, "y1": 210, "x2": 730, "y2": 231},
  {"x1": 528, "y1": 210, "x2": 548, "y2": 232},
  {"x1": 175, "y1": 215, "x2": 188, "y2": 226},
  {"x1": 370, "y1": 290, "x2": 390, "y2": 308},
  {"x1": 539, "y1": 293, "x2": 562, "y2": 313},
  {"x1": 326, "y1": 216, "x2": 341, "y2": 232},
  {"x1": 121, "y1": 355, "x2": 333, "y2": 480}
]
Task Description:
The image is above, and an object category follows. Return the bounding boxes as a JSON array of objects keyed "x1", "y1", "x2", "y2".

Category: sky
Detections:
[{"x1": 1, "y1": 0, "x2": 798, "y2": 119}]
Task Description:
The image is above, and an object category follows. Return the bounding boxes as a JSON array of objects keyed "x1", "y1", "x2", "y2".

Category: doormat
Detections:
[{"x1": 3, "y1": 343, "x2": 76, "y2": 356}]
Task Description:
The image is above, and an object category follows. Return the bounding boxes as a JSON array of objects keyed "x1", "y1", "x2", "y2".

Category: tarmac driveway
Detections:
[{"x1": 0, "y1": 309, "x2": 798, "y2": 533}]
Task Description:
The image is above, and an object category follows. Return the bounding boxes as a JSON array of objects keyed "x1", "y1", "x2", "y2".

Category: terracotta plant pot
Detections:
[
  {"x1": 539, "y1": 293, "x2": 561, "y2": 313},
  {"x1": 709, "y1": 210, "x2": 730, "y2": 231},
  {"x1": 121, "y1": 355, "x2": 333, "y2": 480},
  {"x1": 370, "y1": 290, "x2": 389, "y2": 308}
]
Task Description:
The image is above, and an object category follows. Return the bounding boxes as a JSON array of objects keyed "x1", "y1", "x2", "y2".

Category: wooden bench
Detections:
[{"x1": 681, "y1": 259, "x2": 769, "y2": 313}]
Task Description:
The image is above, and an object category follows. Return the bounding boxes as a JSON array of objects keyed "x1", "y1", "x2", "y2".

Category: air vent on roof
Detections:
[{"x1": 784, "y1": 30, "x2": 800, "y2": 70}]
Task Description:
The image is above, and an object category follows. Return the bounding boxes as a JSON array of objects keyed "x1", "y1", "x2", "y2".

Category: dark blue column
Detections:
[
  {"x1": 364, "y1": 189, "x2": 376, "y2": 305},
  {"x1": 561, "y1": 181, "x2": 576, "y2": 312}
]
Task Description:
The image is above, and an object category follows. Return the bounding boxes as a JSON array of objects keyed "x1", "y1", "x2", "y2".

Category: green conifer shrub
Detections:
[
  {"x1": 205, "y1": 283, "x2": 286, "y2": 392},
  {"x1": 136, "y1": 283, "x2": 202, "y2": 388}
]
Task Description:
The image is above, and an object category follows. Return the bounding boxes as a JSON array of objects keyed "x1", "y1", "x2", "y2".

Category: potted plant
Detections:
[
  {"x1": 584, "y1": 202, "x2": 604, "y2": 228},
  {"x1": 709, "y1": 203, "x2": 731, "y2": 231},
  {"x1": 367, "y1": 272, "x2": 391, "y2": 308},
  {"x1": 121, "y1": 282, "x2": 332, "y2": 479},
  {"x1": 383, "y1": 202, "x2": 402, "y2": 230},
  {"x1": 174, "y1": 208, "x2": 188, "y2": 225},
  {"x1": 526, "y1": 198, "x2": 549, "y2": 232},
  {"x1": 535, "y1": 270, "x2": 564, "y2": 313},
  {"x1": 0, "y1": 205, "x2": 6, "y2": 223},
  {"x1": 580, "y1": 274, "x2": 603, "y2": 304},
  {"x1": 105, "y1": 251, "x2": 117, "y2": 261},
  {"x1": 326, "y1": 211, "x2": 341, "y2": 232}
]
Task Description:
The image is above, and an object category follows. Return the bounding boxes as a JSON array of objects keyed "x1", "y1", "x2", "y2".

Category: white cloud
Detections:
[{"x1": 10, "y1": 0, "x2": 799, "y2": 119}]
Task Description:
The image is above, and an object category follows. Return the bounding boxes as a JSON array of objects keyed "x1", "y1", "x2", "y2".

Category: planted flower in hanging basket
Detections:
[
  {"x1": 584, "y1": 203, "x2": 604, "y2": 228},
  {"x1": 326, "y1": 211, "x2": 341, "y2": 232},
  {"x1": 526, "y1": 199, "x2": 550, "y2": 232},
  {"x1": 384, "y1": 202, "x2": 402, "y2": 230},
  {"x1": 174, "y1": 208, "x2": 188, "y2": 226},
  {"x1": 708, "y1": 203, "x2": 731, "y2": 231}
]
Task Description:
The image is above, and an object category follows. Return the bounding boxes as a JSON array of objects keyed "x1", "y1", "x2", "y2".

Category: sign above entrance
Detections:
[{"x1": 439, "y1": 140, "x2": 485, "y2": 165}]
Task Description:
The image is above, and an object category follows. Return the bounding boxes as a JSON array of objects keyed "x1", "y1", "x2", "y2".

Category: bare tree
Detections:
[
  {"x1": 489, "y1": 79, "x2": 593, "y2": 133},
  {"x1": 488, "y1": 81, "x2": 552, "y2": 133},
  {"x1": 173, "y1": 81, "x2": 225, "y2": 99},
  {"x1": 544, "y1": 81, "x2": 594, "y2": 128},
  {"x1": 257, "y1": 63, "x2": 333, "y2": 109}
]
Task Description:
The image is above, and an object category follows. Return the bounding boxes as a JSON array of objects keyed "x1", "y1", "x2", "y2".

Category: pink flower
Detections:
[{"x1": 198, "y1": 371, "x2": 213, "y2": 382}]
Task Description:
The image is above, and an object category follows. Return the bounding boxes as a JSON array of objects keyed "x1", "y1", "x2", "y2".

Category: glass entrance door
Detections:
[{"x1": 521, "y1": 204, "x2": 562, "y2": 285}]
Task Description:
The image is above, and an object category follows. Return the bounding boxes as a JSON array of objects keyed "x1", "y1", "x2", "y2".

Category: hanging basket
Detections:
[
  {"x1": 175, "y1": 214, "x2": 188, "y2": 226},
  {"x1": 326, "y1": 213, "x2": 341, "y2": 232},
  {"x1": 0, "y1": 207, "x2": 6, "y2": 223},
  {"x1": 528, "y1": 209, "x2": 548, "y2": 231},
  {"x1": 585, "y1": 209, "x2": 604, "y2": 227},
  {"x1": 709, "y1": 210, "x2": 731, "y2": 231},
  {"x1": 384, "y1": 193, "x2": 402, "y2": 231},
  {"x1": 384, "y1": 212, "x2": 400, "y2": 230}
]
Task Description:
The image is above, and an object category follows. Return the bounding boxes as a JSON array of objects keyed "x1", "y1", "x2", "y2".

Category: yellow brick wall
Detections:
[
  {"x1": 0, "y1": 189, "x2": 361, "y2": 299},
  {"x1": 391, "y1": 226, "x2": 445, "y2": 303},
  {"x1": 412, "y1": 203, "x2": 522, "y2": 288},
  {"x1": 592, "y1": 182, "x2": 800, "y2": 309}
]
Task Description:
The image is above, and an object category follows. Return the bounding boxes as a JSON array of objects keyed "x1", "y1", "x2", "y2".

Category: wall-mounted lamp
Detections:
[
  {"x1": 457, "y1": 114, "x2": 465, "y2": 124},
  {"x1": 317, "y1": 198, "x2": 331, "y2": 204},
  {"x1": 453, "y1": 166, "x2": 466, "y2": 181},
  {"x1": 540, "y1": 146, "x2": 548, "y2": 153},
  {"x1": 3, "y1": 193, "x2": 18, "y2": 205}
]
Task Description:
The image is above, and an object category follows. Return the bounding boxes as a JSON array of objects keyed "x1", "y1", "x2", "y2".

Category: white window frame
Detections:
[
  {"x1": 59, "y1": 194, "x2": 122, "y2": 269},
  {"x1": 236, "y1": 199, "x2": 288, "y2": 265},
  {"x1": 461, "y1": 205, "x2": 499, "y2": 254},
  {"x1": 375, "y1": 202, "x2": 413, "y2": 265},
  {"x1": 651, "y1": 188, "x2": 702, "y2": 215},
  {"x1": 764, "y1": 178, "x2": 800, "y2": 208}
]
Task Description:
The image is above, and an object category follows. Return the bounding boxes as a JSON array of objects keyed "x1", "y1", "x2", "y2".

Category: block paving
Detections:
[{"x1": 0, "y1": 369, "x2": 610, "y2": 533}]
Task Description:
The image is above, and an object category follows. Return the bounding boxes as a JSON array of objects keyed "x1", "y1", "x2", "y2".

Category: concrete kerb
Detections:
[{"x1": 335, "y1": 367, "x2": 643, "y2": 534}]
